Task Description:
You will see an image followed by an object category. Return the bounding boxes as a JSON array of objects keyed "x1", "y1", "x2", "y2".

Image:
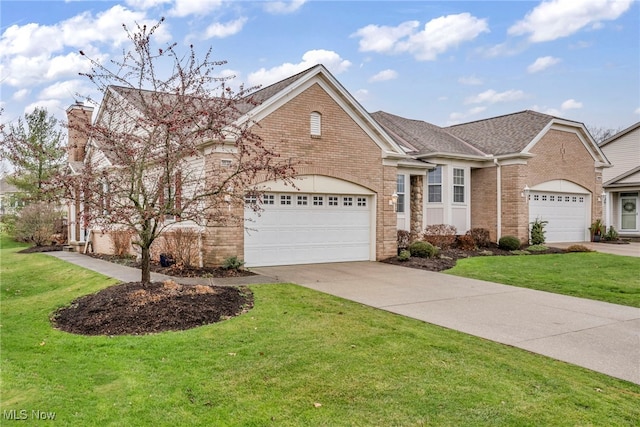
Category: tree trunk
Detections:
[{"x1": 141, "y1": 245, "x2": 151, "y2": 283}]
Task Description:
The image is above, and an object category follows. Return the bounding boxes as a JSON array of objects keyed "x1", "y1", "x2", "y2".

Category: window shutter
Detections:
[{"x1": 310, "y1": 112, "x2": 321, "y2": 137}]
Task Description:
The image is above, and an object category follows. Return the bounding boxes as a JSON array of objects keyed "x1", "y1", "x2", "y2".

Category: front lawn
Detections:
[
  {"x1": 2, "y1": 236, "x2": 639, "y2": 425},
  {"x1": 446, "y1": 252, "x2": 640, "y2": 307}
]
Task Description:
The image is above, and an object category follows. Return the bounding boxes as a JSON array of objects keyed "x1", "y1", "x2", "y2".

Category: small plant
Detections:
[
  {"x1": 529, "y1": 218, "x2": 548, "y2": 245},
  {"x1": 397, "y1": 249, "x2": 411, "y2": 261},
  {"x1": 222, "y1": 255, "x2": 245, "y2": 270},
  {"x1": 397, "y1": 230, "x2": 411, "y2": 251},
  {"x1": 456, "y1": 234, "x2": 476, "y2": 251},
  {"x1": 467, "y1": 228, "x2": 491, "y2": 248},
  {"x1": 408, "y1": 241, "x2": 438, "y2": 258},
  {"x1": 589, "y1": 219, "x2": 605, "y2": 241},
  {"x1": 526, "y1": 244, "x2": 548, "y2": 252},
  {"x1": 604, "y1": 226, "x2": 619, "y2": 241},
  {"x1": 565, "y1": 244, "x2": 593, "y2": 253},
  {"x1": 423, "y1": 224, "x2": 457, "y2": 249},
  {"x1": 498, "y1": 235, "x2": 521, "y2": 251}
]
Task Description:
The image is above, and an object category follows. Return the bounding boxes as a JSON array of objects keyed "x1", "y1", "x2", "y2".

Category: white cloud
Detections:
[
  {"x1": 635, "y1": 107, "x2": 640, "y2": 115},
  {"x1": 561, "y1": 99, "x2": 583, "y2": 110},
  {"x1": 353, "y1": 14, "x2": 489, "y2": 61},
  {"x1": 464, "y1": 89, "x2": 526, "y2": 105},
  {"x1": 448, "y1": 106, "x2": 487, "y2": 123},
  {"x1": 264, "y1": 0, "x2": 307, "y2": 14},
  {"x1": 12, "y1": 89, "x2": 30, "y2": 101},
  {"x1": 204, "y1": 17, "x2": 248, "y2": 39},
  {"x1": 354, "y1": 89, "x2": 370, "y2": 103},
  {"x1": 509, "y1": 0, "x2": 633, "y2": 42},
  {"x1": 353, "y1": 21, "x2": 419, "y2": 54},
  {"x1": 169, "y1": 0, "x2": 223, "y2": 17},
  {"x1": 368, "y1": 69, "x2": 398, "y2": 83},
  {"x1": 247, "y1": 50, "x2": 351, "y2": 87},
  {"x1": 125, "y1": 0, "x2": 171, "y2": 10},
  {"x1": 527, "y1": 56, "x2": 561, "y2": 73},
  {"x1": 458, "y1": 75, "x2": 483, "y2": 85},
  {"x1": 39, "y1": 80, "x2": 92, "y2": 101},
  {"x1": 23, "y1": 99, "x2": 63, "y2": 116}
]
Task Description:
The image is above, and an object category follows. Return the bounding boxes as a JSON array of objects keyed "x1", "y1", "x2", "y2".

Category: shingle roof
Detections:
[
  {"x1": 370, "y1": 111, "x2": 488, "y2": 157},
  {"x1": 445, "y1": 110, "x2": 556, "y2": 155}
]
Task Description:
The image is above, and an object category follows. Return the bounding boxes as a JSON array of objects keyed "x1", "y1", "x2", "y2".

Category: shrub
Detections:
[
  {"x1": 397, "y1": 230, "x2": 411, "y2": 250},
  {"x1": 12, "y1": 202, "x2": 63, "y2": 246},
  {"x1": 456, "y1": 234, "x2": 476, "y2": 251},
  {"x1": 467, "y1": 228, "x2": 491, "y2": 248},
  {"x1": 423, "y1": 224, "x2": 457, "y2": 249},
  {"x1": 526, "y1": 244, "x2": 548, "y2": 252},
  {"x1": 397, "y1": 249, "x2": 411, "y2": 261},
  {"x1": 565, "y1": 244, "x2": 593, "y2": 253},
  {"x1": 222, "y1": 255, "x2": 245, "y2": 270},
  {"x1": 110, "y1": 230, "x2": 133, "y2": 257},
  {"x1": 498, "y1": 235, "x2": 521, "y2": 251},
  {"x1": 529, "y1": 218, "x2": 548, "y2": 245},
  {"x1": 409, "y1": 241, "x2": 438, "y2": 258},
  {"x1": 510, "y1": 250, "x2": 530, "y2": 255},
  {"x1": 604, "y1": 226, "x2": 619, "y2": 241},
  {"x1": 152, "y1": 228, "x2": 200, "y2": 268}
]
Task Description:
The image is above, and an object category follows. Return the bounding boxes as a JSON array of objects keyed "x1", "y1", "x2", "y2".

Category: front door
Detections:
[{"x1": 620, "y1": 193, "x2": 638, "y2": 230}]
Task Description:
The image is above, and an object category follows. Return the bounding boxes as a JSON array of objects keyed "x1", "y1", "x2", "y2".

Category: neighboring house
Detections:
[
  {"x1": 66, "y1": 65, "x2": 610, "y2": 267},
  {"x1": 0, "y1": 176, "x2": 21, "y2": 216},
  {"x1": 600, "y1": 122, "x2": 640, "y2": 237}
]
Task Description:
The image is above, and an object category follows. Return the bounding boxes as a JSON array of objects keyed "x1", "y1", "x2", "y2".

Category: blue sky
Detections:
[{"x1": 1, "y1": 0, "x2": 638, "y2": 132}]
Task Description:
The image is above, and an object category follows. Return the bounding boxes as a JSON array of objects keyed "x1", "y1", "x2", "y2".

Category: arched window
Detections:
[{"x1": 310, "y1": 111, "x2": 321, "y2": 137}]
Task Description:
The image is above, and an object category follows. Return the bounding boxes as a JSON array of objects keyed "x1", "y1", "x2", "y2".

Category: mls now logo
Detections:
[{"x1": 3, "y1": 409, "x2": 56, "y2": 421}]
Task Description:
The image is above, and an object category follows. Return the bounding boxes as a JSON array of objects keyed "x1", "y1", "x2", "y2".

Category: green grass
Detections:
[
  {"x1": 2, "y1": 235, "x2": 640, "y2": 426},
  {"x1": 447, "y1": 252, "x2": 640, "y2": 307}
]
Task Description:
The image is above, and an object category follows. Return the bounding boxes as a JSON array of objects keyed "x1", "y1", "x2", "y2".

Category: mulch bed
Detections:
[
  {"x1": 18, "y1": 244, "x2": 63, "y2": 253},
  {"x1": 52, "y1": 281, "x2": 254, "y2": 336}
]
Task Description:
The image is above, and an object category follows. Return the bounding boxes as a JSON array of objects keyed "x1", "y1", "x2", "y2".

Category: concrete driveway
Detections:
[
  {"x1": 551, "y1": 241, "x2": 640, "y2": 257},
  {"x1": 253, "y1": 261, "x2": 640, "y2": 385}
]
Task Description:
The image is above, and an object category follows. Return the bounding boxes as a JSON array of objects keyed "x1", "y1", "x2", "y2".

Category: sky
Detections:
[{"x1": 1, "y1": 0, "x2": 639, "y2": 134}]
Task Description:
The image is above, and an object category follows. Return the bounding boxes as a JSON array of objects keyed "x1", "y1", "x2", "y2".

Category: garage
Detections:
[
  {"x1": 244, "y1": 192, "x2": 373, "y2": 267},
  {"x1": 529, "y1": 191, "x2": 590, "y2": 243}
]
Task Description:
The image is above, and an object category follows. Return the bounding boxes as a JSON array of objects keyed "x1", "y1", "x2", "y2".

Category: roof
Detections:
[
  {"x1": 445, "y1": 110, "x2": 558, "y2": 155},
  {"x1": 603, "y1": 165, "x2": 640, "y2": 187},
  {"x1": 599, "y1": 121, "x2": 640, "y2": 148},
  {"x1": 371, "y1": 111, "x2": 487, "y2": 157}
]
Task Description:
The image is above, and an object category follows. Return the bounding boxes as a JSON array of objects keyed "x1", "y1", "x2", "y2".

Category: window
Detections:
[
  {"x1": 310, "y1": 111, "x2": 321, "y2": 137},
  {"x1": 244, "y1": 194, "x2": 258, "y2": 205},
  {"x1": 572, "y1": 196, "x2": 577, "y2": 202},
  {"x1": 264, "y1": 194, "x2": 275, "y2": 205},
  {"x1": 534, "y1": 194, "x2": 539, "y2": 201},
  {"x1": 396, "y1": 174, "x2": 405, "y2": 213},
  {"x1": 343, "y1": 196, "x2": 353, "y2": 206},
  {"x1": 313, "y1": 196, "x2": 324, "y2": 206},
  {"x1": 280, "y1": 195, "x2": 292, "y2": 205},
  {"x1": 542, "y1": 195, "x2": 547, "y2": 202},
  {"x1": 579, "y1": 196, "x2": 584, "y2": 203},
  {"x1": 453, "y1": 168, "x2": 465, "y2": 203},
  {"x1": 550, "y1": 195, "x2": 555, "y2": 201},
  {"x1": 328, "y1": 196, "x2": 339, "y2": 206},
  {"x1": 428, "y1": 166, "x2": 442, "y2": 203},
  {"x1": 357, "y1": 197, "x2": 367, "y2": 207},
  {"x1": 297, "y1": 195, "x2": 308, "y2": 206}
]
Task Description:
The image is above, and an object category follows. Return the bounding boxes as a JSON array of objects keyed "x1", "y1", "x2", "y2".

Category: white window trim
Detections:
[{"x1": 453, "y1": 167, "x2": 465, "y2": 204}]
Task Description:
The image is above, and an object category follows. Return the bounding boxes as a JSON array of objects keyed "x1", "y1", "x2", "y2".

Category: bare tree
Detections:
[
  {"x1": 0, "y1": 107, "x2": 65, "y2": 202},
  {"x1": 587, "y1": 125, "x2": 622, "y2": 145},
  {"x1": 67, "y1": 19, "x2": 296, "y2": 282}
]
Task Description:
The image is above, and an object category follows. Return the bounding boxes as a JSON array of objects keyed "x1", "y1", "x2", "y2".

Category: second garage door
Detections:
[
  {"x1": 244, "y1": 193, "x2": 372, "y2": 267},
  {"x1": 529, "y1": 191, "x2": 589, "y2": 242}
]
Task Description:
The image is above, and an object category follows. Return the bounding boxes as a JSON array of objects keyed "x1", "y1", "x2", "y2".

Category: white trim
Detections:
[
  {"x1": 250, "y1": 175, "x2": 374, "y2": 195},
  {"x1": 530, "y1": 179, "x2": 589, "y2": 194}
]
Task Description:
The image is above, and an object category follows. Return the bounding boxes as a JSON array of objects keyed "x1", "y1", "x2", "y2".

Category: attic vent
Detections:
[{"x1": 310, "y1": 111, "x2": 321, "y2": 137}]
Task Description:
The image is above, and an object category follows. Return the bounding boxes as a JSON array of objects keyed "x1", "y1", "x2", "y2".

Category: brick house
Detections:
[
  {"x1": 600, "y1": 122, "x2": 640, "y2": 237},
  {"x1": 66, "y1": 65, "x2": 610, "y2": 267}
]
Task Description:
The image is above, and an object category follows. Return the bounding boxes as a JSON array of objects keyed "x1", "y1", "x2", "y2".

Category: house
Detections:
[
  {"x1": 66, "y1": 64, "x2": 610, "y2": 267},
  {"x1": 600, "y1": 122, "x2": 640, "y2": 237},
  {"x1": 0, "y1": 176, "x2": 21, "y2": 216}
]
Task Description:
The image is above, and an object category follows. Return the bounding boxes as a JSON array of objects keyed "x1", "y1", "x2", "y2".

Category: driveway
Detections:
[
  {"x1": 253, "y1": 261, "x2": 640, "y2": 385},
  {"x1": 551, "y1": 241, "x2": 640, "y2": 257}
]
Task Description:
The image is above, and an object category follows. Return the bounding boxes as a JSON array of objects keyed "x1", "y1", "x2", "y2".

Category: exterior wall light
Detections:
[{"x1": 390, "y1": 192, "x2": 398, "y2": 212}]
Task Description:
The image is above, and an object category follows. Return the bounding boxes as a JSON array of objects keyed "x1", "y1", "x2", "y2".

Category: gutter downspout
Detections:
[{"x1": 494, "y1": 158, "x2": 502, "y2": 241}]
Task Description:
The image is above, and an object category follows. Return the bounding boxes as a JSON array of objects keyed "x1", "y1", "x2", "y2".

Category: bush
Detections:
[
  {"x1": 409, "y1": 241, "x2": 438, "y2": 258},
  {"x1": 565, "y1": 244, "x2": 593, "y2": 253},
  {"x1": 152, "y1": 228, "x2": 200, "y2": 268},
  {"x1": 222, "y1": 255, "x2": 245, "y2": 270},
  {"x1": 530, "y1": 218, "x2": 548, "y2": 245},
  {"x1": 397, "y1": 230, "x2": 411, "y2": 250},
  {"x1": 456, "y1": 234, "x2": 476, "y2": 251},
  {"x1": 110, "y1": 230, "x2": 133, "y2": 257},
  {"x1": 526, "y1": 244, "x2": 548, "y2": 252},
  {"x1": 397, "y1": 249, "x2": 411, "y2": 261},
  {"x1": 604, "y1": 226, "x2": 619, "y2": 241},
  {"x1": 12, "y1": 202, "x2": 63, "y2": 246},
  {"x1": 498, "y1": 235, "x2": 521, "y2": 251},
  {"x1": 510, "y1": 250, "x2": 530, "y2": 255},
  {"x1": 423, "y1": 224, "x2": 457, "y2": 249},
  {"x1": 467, "y1": 228, "x2": 491, "y2": 248}
]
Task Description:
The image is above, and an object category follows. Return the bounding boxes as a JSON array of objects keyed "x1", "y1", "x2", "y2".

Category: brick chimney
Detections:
[{"x1": 66, "y1": 102, "x2": 94, "y2": 162}]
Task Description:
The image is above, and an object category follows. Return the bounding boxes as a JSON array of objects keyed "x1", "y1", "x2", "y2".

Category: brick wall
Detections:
[
  {"x1": 203, "y1": 82, "x2": 397, "y2": 265},
  {"x1": 470, "y1": 167, "x2": 498, "y2": 241}
]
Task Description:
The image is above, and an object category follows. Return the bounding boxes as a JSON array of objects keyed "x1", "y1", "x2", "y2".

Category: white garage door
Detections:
[
  {"x1": 244, "y1": 193, "x2": 372, "y2": 267},
  {"x1": 529, "y1": 192, "x2": 589, "y2": 242}
]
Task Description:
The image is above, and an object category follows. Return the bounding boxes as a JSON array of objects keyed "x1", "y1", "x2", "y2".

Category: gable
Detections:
[{"x1": 600, "y1": 124, "x2": 640, "y2": 183}]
